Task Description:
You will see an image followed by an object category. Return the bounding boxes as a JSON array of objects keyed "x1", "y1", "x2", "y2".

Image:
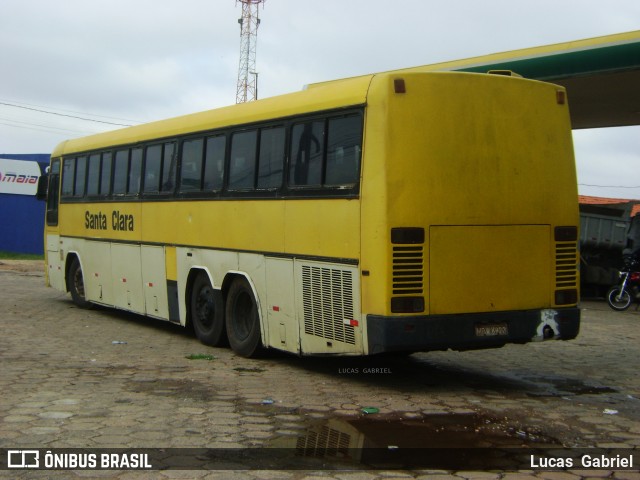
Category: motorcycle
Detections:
[{"x1": 606, "y1": 255, "x2": 640, "y2": 311}]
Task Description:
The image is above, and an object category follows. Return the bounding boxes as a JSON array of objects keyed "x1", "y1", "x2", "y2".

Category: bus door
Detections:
[
  {"x1": 46, "y1": 159, "x2": 60, "y2": 227},
  {"x1": 44, "y1": 159, "x2": 65, "y2": 291}
]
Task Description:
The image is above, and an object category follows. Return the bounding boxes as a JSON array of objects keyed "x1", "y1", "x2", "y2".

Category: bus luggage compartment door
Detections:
[
  {"x1": 111, "y1": 243, "x2": 144, "y2": 313},
  {"x1": 429, "y1": 225, "x2": 551, "y2": 315}
]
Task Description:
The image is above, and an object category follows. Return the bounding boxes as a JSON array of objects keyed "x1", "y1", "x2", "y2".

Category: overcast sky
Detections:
[{"x1": 1, "y1": 0, "x2": 638, "y2": 198}]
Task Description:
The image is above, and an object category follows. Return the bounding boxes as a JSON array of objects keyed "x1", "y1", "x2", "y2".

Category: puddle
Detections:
[
  {"x1": 523, "y1": 376, "x2": 618, "y2": 397},
  {"x1": 127, "y1": 377, "x2": 562, "y2": 451},
  {"x1": 271, "y1": 412, "x2": 559, "y2": 450},
  {"x1": 119, "y1": 376, "x2": 570, "y2": 469},
  {"x1": 264, "y1": 411, "x2": 561, "y2": 469},
  {"x1": 549, "y1": 380, "x2": 617, "y2": 396}
]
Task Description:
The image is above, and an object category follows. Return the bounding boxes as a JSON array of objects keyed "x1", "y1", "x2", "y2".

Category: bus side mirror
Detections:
[{"x1": 36, "y1": 174, "x2": 48, "y2": 201}]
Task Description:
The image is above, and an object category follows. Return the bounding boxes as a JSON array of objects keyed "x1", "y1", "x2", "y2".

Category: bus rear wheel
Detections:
[
  {"x1": 190, "y1": 273, "x2": 226, "y2": 346},
  {"x1": 67, "y1": 257, "x2": 92, "y2": 309},
  {"x1": 225, "y1": 277, "x2": 264, "y2": 358}
]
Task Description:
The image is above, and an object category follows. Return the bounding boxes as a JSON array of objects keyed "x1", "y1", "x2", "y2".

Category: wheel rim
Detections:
[
  {"x1": 234, "y1": 290, "x2": 254, "y2": 341},
  {"x1": 195, "y1": 286, "x2": 215, "y2": 328},
  {"x1": 610, "y1": 289, "x2": 631, "y2": 308},
  {"x1": 74, "y1": 267, "x2": 86, "y2": 299}
]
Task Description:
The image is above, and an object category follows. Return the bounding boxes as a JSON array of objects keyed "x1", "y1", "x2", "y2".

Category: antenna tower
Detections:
[{"x1": 236, "y1": 0, "x2": 264, "y2": 104}]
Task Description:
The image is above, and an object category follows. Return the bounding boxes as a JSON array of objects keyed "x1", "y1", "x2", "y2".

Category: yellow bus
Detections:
[{"x1": 42, "y1": 71, "x2": 580, "y2": 357}]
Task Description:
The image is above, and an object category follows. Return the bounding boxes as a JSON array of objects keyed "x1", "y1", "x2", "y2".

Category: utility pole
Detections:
[{"x1": 236, "y1": 0, "x2": 265, "y2": 104}]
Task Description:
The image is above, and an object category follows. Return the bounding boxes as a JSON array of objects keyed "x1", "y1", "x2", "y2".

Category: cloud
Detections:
[
  {"x1": 0, "y1": 0, "x2": 637, "y2": 199},
  {"x1": 574, "y1": 127, "x2": 640, "y2": 198}
]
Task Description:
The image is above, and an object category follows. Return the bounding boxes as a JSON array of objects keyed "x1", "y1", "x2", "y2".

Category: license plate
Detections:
[{"x1": 475, "y1": 323, "x2": 508, "y2": 337}]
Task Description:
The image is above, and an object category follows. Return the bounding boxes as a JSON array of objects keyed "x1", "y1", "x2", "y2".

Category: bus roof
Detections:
[
  {"x1": 52, "y1": 74, "x2": 373, "y2": 157},
  {"x1": 309, "y1": 30, "x2": 640, "y2": 129}
]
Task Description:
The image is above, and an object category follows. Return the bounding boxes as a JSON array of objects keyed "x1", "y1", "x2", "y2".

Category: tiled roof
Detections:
[{"x1": 579, "y1": 195, "x2": 640, "y2": 217}]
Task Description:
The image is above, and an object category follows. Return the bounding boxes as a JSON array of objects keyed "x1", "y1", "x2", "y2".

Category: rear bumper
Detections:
[{"x1": 366, "y1": 307, "x2": 580, "y2": 354}]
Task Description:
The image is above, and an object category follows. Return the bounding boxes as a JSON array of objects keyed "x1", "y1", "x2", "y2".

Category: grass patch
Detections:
[
  {"x1": 0, "y1": 251, "x2": 44, "y2": 260},
  {"x1": 185, "y1": 353, "x2": 216, "y2": 361}
]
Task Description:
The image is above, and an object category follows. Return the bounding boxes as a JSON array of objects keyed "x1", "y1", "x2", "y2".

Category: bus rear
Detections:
[{"x1": 361, "y1": 72, "x2": 580, "y2": 354}]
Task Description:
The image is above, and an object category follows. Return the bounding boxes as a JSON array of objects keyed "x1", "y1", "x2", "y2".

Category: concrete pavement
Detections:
[{"x1": 1, "y1": 261, "x2": 639, "y2": 479}]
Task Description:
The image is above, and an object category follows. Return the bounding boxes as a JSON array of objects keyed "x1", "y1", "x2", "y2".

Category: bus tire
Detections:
[
  {"x1": 67, "y1": 257, "x2": 93, "y2": 309},
  {"x1": 190, "y1": 273, "x2": 227, "y2": 346},
  {"x1": 225, "y1": 277, "x2": 264, "y2": 358}
]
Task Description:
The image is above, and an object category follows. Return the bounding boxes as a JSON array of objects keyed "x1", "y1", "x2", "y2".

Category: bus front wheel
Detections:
[
  {"x1": 225, "y1": 277, "x2": 264, "y2": 358},
  {"x1": 67, "y1": 257, "x2": 93, "y2": 309},
  {"x1": 190, "y1": 273, "x2": 227, "y2": 346}
]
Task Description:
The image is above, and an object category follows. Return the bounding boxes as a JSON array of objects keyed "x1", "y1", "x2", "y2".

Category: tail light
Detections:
[
  {"x1": 555, "y1": 226, "x2": 578, "y2": 242},
  {"x1": 555, "y1": 289, "x2": 578, "y2": 306}
]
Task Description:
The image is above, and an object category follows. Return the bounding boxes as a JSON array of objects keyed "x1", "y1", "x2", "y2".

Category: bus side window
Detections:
[
  {"x1": 229, "y1": 130, "x2": 257, "y2": 190},
  {"x1": 128, "y1": 148, "x2": 143, "y2": 195},
  {"x1": 74, "y1": 156, "x2": 87, "y2": 197},
  {"x1": 144, "y1": 144, "x2": 163, "y2": 193},
  {"x1": 203, "y1": 135, "x2": 225, "y2": 191},
  {"x1": 289, "y1": 120, "x2": 324, "y2": 187},
  {"x1": 61, "y1": 158, "x2": 76, "y2": 197},
  {"x1": 257, "y1": 126, "x2": 285, "y2": 189},
  {"x1": 161, "y1": 142, "x2": 176, "y2": 193},
  {"x1": 99, "y1": 152, "x2": 113, "y2": 196},
  {"x1": 325, "y1": 115, "x2": 362, "y2": 186},
  {"x1": 86, "y1": 154, "x2": 101, "y2": 196},
  {"x1": 180, "y1": 138, "x2": 205, "y2": 192},
  {"x1": 113, "y1": 150, "x2": 129, "y2": 195}
]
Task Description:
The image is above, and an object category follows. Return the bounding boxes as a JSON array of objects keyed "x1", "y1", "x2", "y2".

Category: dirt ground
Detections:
[{"x1": 0, "y1": 259, "x2": 45, "y2": 273}]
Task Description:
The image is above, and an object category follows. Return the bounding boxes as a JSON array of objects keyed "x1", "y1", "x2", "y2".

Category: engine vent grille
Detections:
[
  {"x1": 302, "y1": 265, "x2": 355, "y2": 345},
  {"x1": 392, "y1": 246, "x2": 424, "y2": 295},
  {"x1": 555, "y1": 242, "x2": 578, "y2": 288}
]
